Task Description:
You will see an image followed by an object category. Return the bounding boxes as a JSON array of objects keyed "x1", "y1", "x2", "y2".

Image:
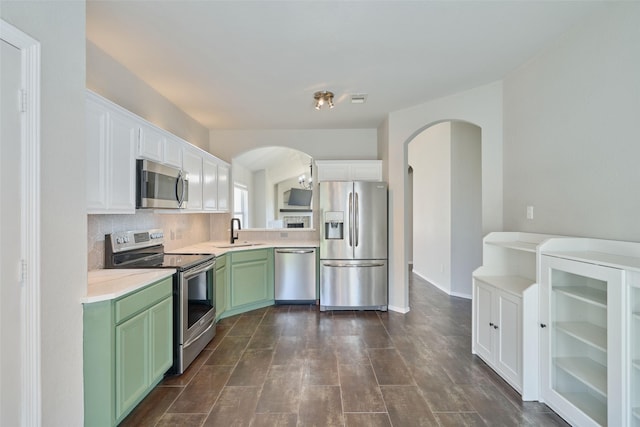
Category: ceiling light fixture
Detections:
[{"x1": 314, "y1": 91, "x2": 334, "y2": 110}]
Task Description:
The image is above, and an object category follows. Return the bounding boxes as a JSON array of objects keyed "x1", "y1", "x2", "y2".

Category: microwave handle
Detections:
[{"x1": 176, "y1": 171, "x2": 187, "y2": 207}]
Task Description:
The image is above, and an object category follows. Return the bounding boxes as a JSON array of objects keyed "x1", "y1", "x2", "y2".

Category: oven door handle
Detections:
[
  {"x1": 182, "y1": 259, "x2": 216, "y2": 279},
  {"x1": 183, "y1": 321, "x2": 214, "y2": 349}
]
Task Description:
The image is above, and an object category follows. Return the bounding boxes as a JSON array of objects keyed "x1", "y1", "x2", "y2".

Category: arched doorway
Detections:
[{"x1": 406, "y1": 120, "x2": 482, "y2": 298}]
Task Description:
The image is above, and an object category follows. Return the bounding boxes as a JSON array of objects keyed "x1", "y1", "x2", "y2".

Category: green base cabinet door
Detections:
[
  {"x1": 116, "y1": 310, "x2": 150, "y2": 420},
  {"x1": 223, "y1": 249, "x2": 274, "y2": 318}
]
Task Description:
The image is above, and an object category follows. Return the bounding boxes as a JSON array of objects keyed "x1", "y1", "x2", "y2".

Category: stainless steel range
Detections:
[{"x1": 105, "y1": 229, "x2": 216, "y2": 375}]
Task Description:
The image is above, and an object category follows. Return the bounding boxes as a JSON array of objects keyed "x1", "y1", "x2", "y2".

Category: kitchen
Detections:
[{"x1": 1, "y1": 1, "x2": 640, "y2": 426}]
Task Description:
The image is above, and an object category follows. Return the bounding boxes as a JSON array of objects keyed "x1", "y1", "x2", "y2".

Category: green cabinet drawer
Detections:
[
  {"x1": 230, "y1": 248, "x2": 269, "y2": 263},
  {"x1": 114, "y1": 277, "x2": 172, "y2": 324}
]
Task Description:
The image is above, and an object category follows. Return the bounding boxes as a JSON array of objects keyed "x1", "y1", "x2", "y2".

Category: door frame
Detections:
[{"x1": 0, "y1": 19, "x2": 42, "y2": 426}]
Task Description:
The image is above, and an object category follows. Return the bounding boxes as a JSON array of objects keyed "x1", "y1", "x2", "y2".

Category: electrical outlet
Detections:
[{"x1": 526, "y1": 205, "x2": 534, "y2": 220}]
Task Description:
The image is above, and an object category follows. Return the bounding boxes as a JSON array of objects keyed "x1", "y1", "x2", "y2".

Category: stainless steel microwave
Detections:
[{"x1": 136, "y1": 159, "x2": 188, "y2": 209}]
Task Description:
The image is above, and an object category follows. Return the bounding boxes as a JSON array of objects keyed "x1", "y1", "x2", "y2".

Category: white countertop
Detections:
[
  {"x1": 167, "y1": 240, "x2": 319, "y2": 255},
  {"x1": 84, "y1": 269, "x2": 176, "y2": 304}
]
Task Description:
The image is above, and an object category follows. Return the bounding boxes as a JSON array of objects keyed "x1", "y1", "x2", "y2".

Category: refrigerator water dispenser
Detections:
[{"x1": 324, "y1": 211, "x2": 344, "y2": 239}]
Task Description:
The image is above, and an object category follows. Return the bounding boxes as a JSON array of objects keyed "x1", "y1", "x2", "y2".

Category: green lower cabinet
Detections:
[
  {"x1": 222, "y1": 248, "x2": 274, "y2": 318},
  {"x1": 215, "y1": 254, "x2": 228, "y2": 319},
  {"x1": 84, "y1": 276, "x2": 173, "y2": 427}
]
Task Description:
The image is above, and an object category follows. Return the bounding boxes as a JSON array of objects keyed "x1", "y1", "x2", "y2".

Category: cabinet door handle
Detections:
[
  {"x1": 489, "y1": 322, "x2": 494, "y2": 327},
  {"x1": 540, "y1": 323, "x2": 547, "y2": 328},
  {"x1": 493, "y1": 325, "x2": 498, "y2": 330}
]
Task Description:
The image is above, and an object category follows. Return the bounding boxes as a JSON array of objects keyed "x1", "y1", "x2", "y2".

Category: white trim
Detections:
[
  {"x1": 388, "y1": 304, "x2": 410, "y2": 314},
  {"x1": 1, "y1": 19, "x2": 42, "y2": 427}
]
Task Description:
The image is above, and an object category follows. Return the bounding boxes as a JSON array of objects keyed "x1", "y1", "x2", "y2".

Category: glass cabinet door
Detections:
[{"x1": 541, "y1": 255, "x2": 623, "y2": 427}]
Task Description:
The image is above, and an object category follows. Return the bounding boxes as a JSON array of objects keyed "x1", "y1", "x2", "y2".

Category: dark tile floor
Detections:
[{"x1": 121, "y1": 273, "x2": 569, "y2": 427}]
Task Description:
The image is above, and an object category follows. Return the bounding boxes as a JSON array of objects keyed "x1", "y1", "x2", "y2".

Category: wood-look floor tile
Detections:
[
  {"x1": 205, "y1": 335, "x2": 249, "y2": 365},
  {"x1": 380, "y1": 385, "x2": 439, "y2": 427},
  {"x1": 155, "y1": 413, "x2": 207, "y2": 427},
  {"x1": 331, "y1": 335, "x2": 370, "y2": 364},
  {"x1": 255, "y1": 364, "x2": 303, "y2": 413},
  {"x1": 202, "y1": 386, "x2": 260, "y2": 426},
  {"x1": 344, "y1": 412, "x2": 392, "y2": 427},
  {"x1": 167, "y1": 365, "x2": 232, "y2": 413},
  {"x1": 226, "y1": 348, "x2": 273, "y2": 386},
  {"x1": 250, "y1": 413, "x2": 298, "y2": 427},
  {"x1": 420, "y1": 384, "x2": 474, "y2": 412},
  {"x1": 341, "y1": 384, "x2": 386, "y2": 412},
  {"x1": 303, "y1": 357, "x2": 339, "y2": 385},
  {"x1": 434, "y1": 411, "x2": 487, "y2": 426},
  {"x1": 368, "y1": 348, "x2": 414, "y2": 385},
  {"x1": 226, "y1": 315, "x2": 262, "y2": 336},
  {"x1": 119, "y1": 385, "x2": 182, "y2": 427},
  {"x1": 298, "y1": 385, "x2": 343, "y2": 427}
]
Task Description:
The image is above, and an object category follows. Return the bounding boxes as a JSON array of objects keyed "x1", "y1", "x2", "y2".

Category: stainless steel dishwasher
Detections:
[{"x1": 274, "y1": 247, "x2": 317, "y2": 303}]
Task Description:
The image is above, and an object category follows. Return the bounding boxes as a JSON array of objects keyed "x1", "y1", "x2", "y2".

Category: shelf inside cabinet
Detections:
[
  {"x1": 555, "y1": 322, "x2": 607, "y2": 352},
  {"x1": 486, "y1": 240, "x2": 538, "y2": 253},
  {"x1": 554, "y1": 286, "x2": 607, "y2": 308},
  {"x1": 557, "y1": 391, "x2": 607, "y2": 427},
  {"x1": 555, "y1": 357, "x2": 607, "y2": 398}
]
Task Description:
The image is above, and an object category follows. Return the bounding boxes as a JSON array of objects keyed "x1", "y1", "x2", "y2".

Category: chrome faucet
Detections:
[{"x1": 230, "y1": 218, "x2": 241, "y2": 244}]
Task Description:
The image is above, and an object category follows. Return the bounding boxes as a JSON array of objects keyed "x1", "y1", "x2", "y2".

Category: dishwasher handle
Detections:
[{"x1": 275, "y1": 249, "x2": 315, "y2": 255}]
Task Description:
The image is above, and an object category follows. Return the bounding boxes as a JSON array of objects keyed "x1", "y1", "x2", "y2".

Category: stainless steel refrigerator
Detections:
[{"x1": 319, "y1": 181, "x2": 388, "y2": 311}]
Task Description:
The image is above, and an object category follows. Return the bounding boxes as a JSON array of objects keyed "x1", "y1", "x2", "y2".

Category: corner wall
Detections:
[
  {"x1": 1, "y1": 2, "x2": 86, "y2": 424},
  {"x1": 503, "y1": 3, "x2": 640, "y2": 241}
]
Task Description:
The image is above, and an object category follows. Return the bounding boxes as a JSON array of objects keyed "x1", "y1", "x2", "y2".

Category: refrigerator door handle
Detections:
[
  {"x1": 348, "y1": 192, "x2": 353, "y2": 247},
  {"x1": 354, "y1": 192, "x2": 359, "y2": 247},
  {"x1": 322, "y1": 262, "x2": 385, "y2": 268}
]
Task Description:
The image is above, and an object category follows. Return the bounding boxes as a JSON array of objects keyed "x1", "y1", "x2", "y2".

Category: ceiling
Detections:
[{"x1": 86, "y1": 1, "x2": 607, "y2": 130}]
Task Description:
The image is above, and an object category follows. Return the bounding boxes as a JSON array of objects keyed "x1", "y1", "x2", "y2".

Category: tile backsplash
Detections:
[{"x1": 88, "y1": 212, "x2": 230, "y2": 270}]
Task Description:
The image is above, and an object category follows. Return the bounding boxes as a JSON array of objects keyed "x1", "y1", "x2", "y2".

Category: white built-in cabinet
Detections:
[
  {"x1": 86, "y1": 90, "x2": 230, "y2": 213},
  {"x1": 472, "y1": 232, "x2": 559, "y2": 401},
  {"x1": 182, "y1": 147, "x2": 204, "y2": 211},
  {"x1": 538, "y1": 238, "x2": 640, "y2": 427},
  {"x1": 216, "y1": 163, "x2": 230, "y2": 212},
  {"x1": 86, "y1": 92, "x2": 137, "y2": 214},
  {"x1": 315, "y1": 160, "x2": 382, "y2": 182}
]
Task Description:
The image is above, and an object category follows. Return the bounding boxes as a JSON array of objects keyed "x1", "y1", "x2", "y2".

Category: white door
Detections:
[
  {"x1": 1, "y1": 38, "x2": 24, "y2": 427},
  {"x1": 496, "y1": 290, "x2": 521, "y2": 388},
  {"x1": 474, "y1": 281, "x2": 494, "y2": 362}
]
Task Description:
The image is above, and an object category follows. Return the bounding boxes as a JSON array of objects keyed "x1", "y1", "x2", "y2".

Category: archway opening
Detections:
[{"x1": 406, "y1": 120, "x2": 482, "y2": 299}]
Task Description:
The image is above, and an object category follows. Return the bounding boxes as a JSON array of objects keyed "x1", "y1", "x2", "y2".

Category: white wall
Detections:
[
  {"x1": 87, "y1": 41, "x2": 210, "y2": 151},
  {"x1": 210, "y1": 129, "x2": 378, "y2": 163},
  {"x1": 1, "y1": 2, "x2": 86, "y2": 424},
  {"x1": 450, "y1": 122, "x2": 482, "y2": 297},
  {"x1": 409, "y1": 122, "x2": 452, "y2": 291},
  {"x1": 385, "y1": 81, "x2": 503, "y2": 312},
  {"x1": 503, "y1": 3, "x2": 640, "y2": 241}
]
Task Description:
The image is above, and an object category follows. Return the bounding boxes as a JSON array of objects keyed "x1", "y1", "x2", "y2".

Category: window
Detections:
[{"x1": 233, "y1": 183, "x2": 248, "y2": 227}]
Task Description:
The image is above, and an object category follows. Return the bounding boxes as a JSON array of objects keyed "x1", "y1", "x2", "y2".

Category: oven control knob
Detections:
[
  {"x1": 124, "y1": 237, "x2": 130, "y2": 243},
  {"x1": 116, "y1": 237, "x2": 123, "y2": 244}
]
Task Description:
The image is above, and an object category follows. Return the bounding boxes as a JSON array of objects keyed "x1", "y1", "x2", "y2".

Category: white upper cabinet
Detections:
[
  {"x1": 86, "y1": 91, "x2": 136, "y2": 214},
  {"x1": 202, "y1": 157, "x2": 218, "y2": 211},
  {"x1": 216, "y1": 163, "x2": 230, "y2": 212},
  {"x1": 138, "y1": 124, "x2": 165, "y2": 162},
  {"x1": 182, "y1": 147, "x2": 203, "y2": 211},
  {"x1": 315, "y1": 160, "x2": 383, "y2": 182},
  {"x1": 86, "y1": 90, "x2": 230, "y2": 214}
]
